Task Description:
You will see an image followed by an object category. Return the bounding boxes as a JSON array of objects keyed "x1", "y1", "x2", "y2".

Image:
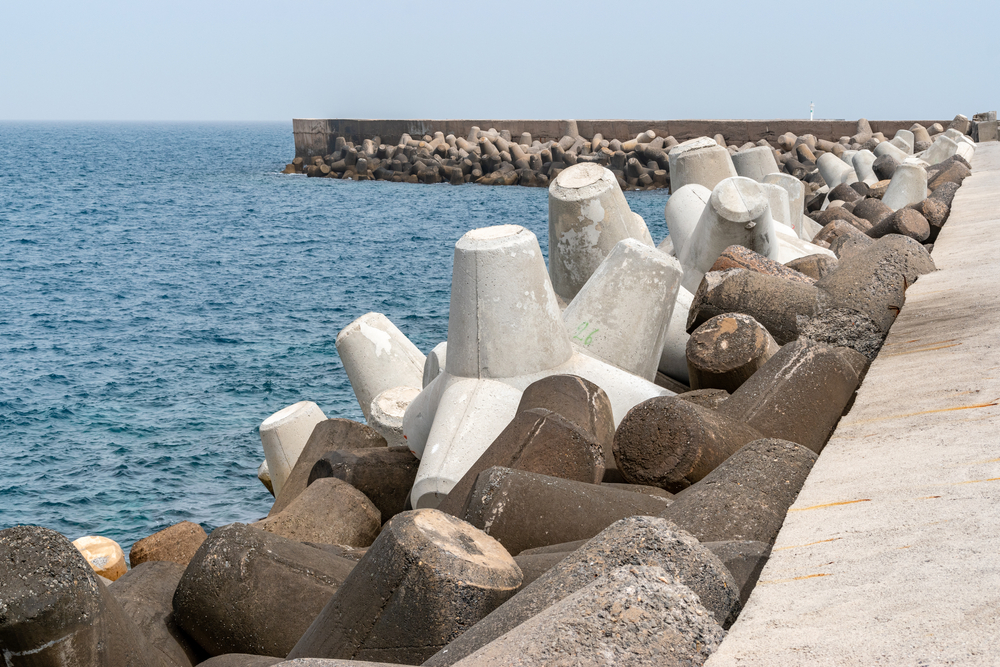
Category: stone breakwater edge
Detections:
[{"x1": 1, "y1": 111, "x2": 997, "y2": 667}]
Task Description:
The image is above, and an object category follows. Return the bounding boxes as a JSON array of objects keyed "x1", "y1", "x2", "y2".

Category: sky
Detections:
[{"x1": 1, "y1": 0, "x2": 997, "y2": 122}]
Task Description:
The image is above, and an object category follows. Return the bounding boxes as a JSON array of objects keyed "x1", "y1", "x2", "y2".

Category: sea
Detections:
[{"x1": 0, "y1": 122, "x2": 671, "y2": 553}]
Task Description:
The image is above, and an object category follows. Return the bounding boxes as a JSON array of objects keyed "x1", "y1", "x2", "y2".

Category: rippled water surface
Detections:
[{"x1": 0, "y1": 122, "x2": 670, "y2": 550}]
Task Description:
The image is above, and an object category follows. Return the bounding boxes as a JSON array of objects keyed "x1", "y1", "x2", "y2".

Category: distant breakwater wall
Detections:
[{"x1": 293, "y1": 118, "x2": 948, "y2": 160}]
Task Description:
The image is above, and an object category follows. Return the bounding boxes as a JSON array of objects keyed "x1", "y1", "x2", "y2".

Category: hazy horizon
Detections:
[{"x1": 3, "y1": 0, "x2": 997, "y2": 123}]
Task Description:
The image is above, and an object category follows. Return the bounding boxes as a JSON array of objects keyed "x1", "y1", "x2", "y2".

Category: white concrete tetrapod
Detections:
[
  {"x1": 662, "y1": 183, "x2": 712, "y2": 258},
  {"x1": 773, "y1": 222, "x2": 836, "y2": 263},
  {"x1": 422, "y1": 341, "x2": 447, "y2": 388},
  {"x1": 924, "y1": 136, "x2": 959, "y2": 165},
  {"x1": 548, "y1": 163, "x2": 653, "y2": 302},
  {"x1": 678, "y1": 177, "x2": 779, "y2": 293},
  {"x1": 761, "y1": 182, "x2": 792, "y2": 229},
  {"x1": 369, "y1": 386, "x2": 422, "y2": 447},
  {"x1": 890, "y1": 129, "x2": 915, "y2": 154},
  {"x1": 563, "y1": 239, "x2": 683, "y2": 382},
  {"x1": 852, "y1": 150, "x2": 879, "y2": 186},
  {"x1": 762, "y1": 173, "x2": 806, "y2": 239},
  {"x1": 817, "y1": 153, "x2": 854, "y2": 188},
  {"x1": 336, "y1": 312, "x2": 425, "y2": 422},
  {"x1": 956, "y1": 140, "x2": 975, "y2": 162},
  {"x1": 840, "y1": 150, "x2": 858, "y2": 167},
  {"x1": 874, "y1": 141, "x2": 909, "y2": 164},
  {"x1": 669, "y1": 144, "x2": 739, "y2": 193},
  {"x1": 403, "y1": 225, "x2": 668, "y2": 509},
  {"x1": 667, "y1": 136, "x2": 719, "y2": 161},
  {"x1": 260, "y1": 400, "x2": 327, "y2": 497},
  {"x1": 731, "y1": 146, "x2": 780, "y2": 182},
  {"x1": 882, "y1": 163, "x2": 929, "y2": 211},
  {"x1": 658, "y1": 285, "x2": 694, "y2": 384}
]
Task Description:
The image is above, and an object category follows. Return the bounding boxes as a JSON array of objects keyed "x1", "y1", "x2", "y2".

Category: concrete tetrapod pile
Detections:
[
  {"x1": 283, "y1": 114, "x2": 993, "y2": 198},
  {"x1": 1, "y1": 119, "x2": 989, "y2": 667}
]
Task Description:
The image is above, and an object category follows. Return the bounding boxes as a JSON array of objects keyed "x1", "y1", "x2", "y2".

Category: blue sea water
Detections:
[{"x1": 0, "y1": 122, "x2": 670, "y2": 552}]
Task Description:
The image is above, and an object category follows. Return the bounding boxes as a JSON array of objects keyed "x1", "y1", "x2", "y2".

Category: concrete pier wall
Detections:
[{"x1": 292, "y1": 118, "x2": 948, "y2": 159}]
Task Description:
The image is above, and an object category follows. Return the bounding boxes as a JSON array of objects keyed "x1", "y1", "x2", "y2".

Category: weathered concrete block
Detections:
[
  {"x1": 308, "y1": 447, "x2": 418, "y2": 524},
  {"x1": 784, "y1": 253, "x2": 838, "y2": 280},
  {"x1": 669, "y1": 143, "x2": 738, "y2": 193},
  {"x1": 852, "y1": 149, "x2": 879, "y2": 186},
  {"x1": 548, "y1": 163, "x2": 653, "y2": 301},
  {"x1": 422, "y1": 515, "x2": 739, "y2": 666},
  {"x1": 708, "y1": 245, "x2": 815, "y2": 284},
  {"x1": 866, "y1": 208, "x2": 930, "y2": 242},
  {"x1": 173, "y1": 523, "x2": 356, "y2": 657},
  {"x1": 260, "y1": 401, "x2": 328, "y2": 497},
  {"x1": 129, "y1": 521, "x2": 207, "y2": 569},
  {"x1": 515, "y1": 374, "x2": 615, "y2": 462},
  {"x1": 702, "y1": 540, "x2": 772, "y2": 607},
  {"x1": 435, "y1": 408, "x2": 603, "y2": 517},
  {"x1": 110, "y1": 561, "x2": 207, "y2": 667},
  {"x1": 661, "y1": 438, "x2": 815, "y2": 546},
  {"x1": 0, "y1": 526, "x2": 162, "y2": 667},
  {"x1": 687, "y1": 313, "x2": 780, "y2": 393},
  {"x1": 269, "y1": 418, "x2": 386, "y2": 517},
  {"x1": 613, "y1": 396, "x2": 763, "y2": 492},
  {"x1": 73, "y1": 535, "x2": 128, "y2": 582},
  {"x1": 462, "y1": 467, "x2": 671, "y2": 555},
  {"x1": 451, "y1": 566, "x2": 724, "y2": 667},
  {"x1": 287, "y1": 510, "x2": 522, "y2": 665},
  {"x1": 335, "y1": 312, "x2": 425, "y2": 427},
  {"x1": 563, "y1": 238, "x2": 682, "y2": 381},
  {"x1": 688, "y1": 268, "x2": 821, "y2": 345},
  {"x1": 719, "y1": 340, "x2": 864, "y2": 453},
  {"x1": 254, "y1": 477, "x2": 381, "y2": 546}
]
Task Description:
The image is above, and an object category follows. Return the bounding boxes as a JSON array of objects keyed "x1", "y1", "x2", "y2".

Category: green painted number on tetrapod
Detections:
[{"x1": 571, "y1": 321, "x2": 598, "y2": 346}]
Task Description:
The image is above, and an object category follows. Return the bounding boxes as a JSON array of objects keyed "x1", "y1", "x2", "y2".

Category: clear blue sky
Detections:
[{"x1": 2, "y1": 0, "x2": 996, "y2": 122}]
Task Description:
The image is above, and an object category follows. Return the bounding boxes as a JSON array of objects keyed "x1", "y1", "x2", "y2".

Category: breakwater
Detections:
[
  {"x1": 285, "y1": 117, "x2": 954, "y2": 191},
  {"x1": 3, "y1": 113, "x2": 998, "y2": 667}
]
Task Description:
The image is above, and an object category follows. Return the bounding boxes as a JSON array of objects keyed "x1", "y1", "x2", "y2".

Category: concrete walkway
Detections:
[{"x1": 707, "y1": 143, "x2": 1000, "y2": 666}]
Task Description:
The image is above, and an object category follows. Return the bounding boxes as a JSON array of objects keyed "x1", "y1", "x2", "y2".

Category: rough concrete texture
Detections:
[
  {"x1": 451, "y1": 566, "x2": 725, "y2": 667},
  {"x1": 547, "y1": 163, "x2": 653, "y2": 302},
  {"x1": 660, "y1": 438, "x2": 816, "y2": 545},
  {"x1": 198, "y1": 656, "x2": 283, "y2": 667},
  {"x1": 563, "y1": 238, "x2": 682, "y2": 381},
  {"x1": 335, "y1": 312, "x2": 425, "y2": 424},
  {"x1": 706, "y1": 142, "x2": 1000, "y2": 666},
  {"x1": 129, "y1": 521, "x2": 207, "y2": 569},
  {"x1": 613, "y1": 396, "x2": 764, "y2": 492},
  {"x1": 708, "y1": 244, "x2": 815, "y2": 284},
  {"x1": 423, "y1": 516, "x2": 739, "y2": 666},
  {"x1": 515, "y1": 374, "x2": 615, "y2": 467},
  {"x1": 172, "y1": 523, "x2": 356, "y2": 657},
  {"x1": 288, "y1": 510, "x2": 522, "y2": 665},
  {"x1": 0, "y1": 525, "x2": 164, "y2": 667},
  {"x1": 260, "y1": 401, "x2": 328, "y2": 497},
  {"x1": 73, "y1": 534, "x2": 128, "y2": 581},
  {"x1": 109, "y1": 561, "x2": 208, "y2": 667},
  {"x1": 462, "y1": 466, "x2": 672, "y2": 555},
  {"x1": 254, "y1": 477, "x2": 381, "y2": 547},
  {"x1": 718, "y1": 339, "x2": 863, "y2": 454},
  {"x1": 798, "y1": 307, "x2": 886, "y2": 360},
  {"x1": 702, "y1": 541, "x2": 772, "y2": 607},
  {"x1": 686, "y1": 313, "x2": 780, "y2": 393},
  {"x1": 307, "y1": 447, "x2": 418, "y2": 524},
  {"x1": 435, "y1": 408, "x2": 604, "y2": 517},
  {"x1": 269, "y1": 418, "x2": 386, "y2": 516}
]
